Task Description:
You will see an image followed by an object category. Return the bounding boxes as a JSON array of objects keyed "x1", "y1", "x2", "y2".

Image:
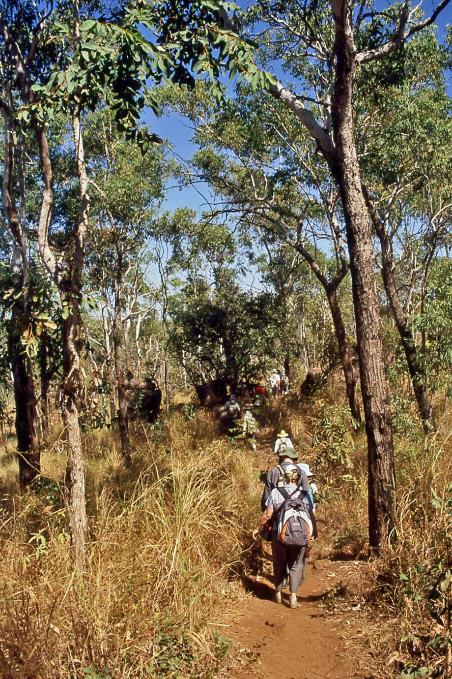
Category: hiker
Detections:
[
  {"x1": 218, "y1": 395, "x2": 241, "y2": 433},
  {"x1": 253, "y1": 464, "x2": 316, "y2": 608},
  {"x1": 300, "y1": 463, "x2": 318, "y2": 513},
  {"x1": 273, "y1": 429, "x2": 293, "y2": 455},
  {"x1": 261, "y1": 447, "x2": 312, "y2": 511},
  {"x1": 241, "y1": 408, "x2": 258, "y2": 450},
  {"x1": 269, "y1": 369, "x2": 281, "y2": 396},
  {"x1": 253, "y1": 384, "x2": 267, "y2": 407},
  {"x1": 281, "y1": 373, "x2": 289, "y2": 395}
]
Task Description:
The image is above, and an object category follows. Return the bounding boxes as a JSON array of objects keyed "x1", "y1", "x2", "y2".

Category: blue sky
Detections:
[{"x1": 143, "y1": 1, "x2": 451, "y2": 217}]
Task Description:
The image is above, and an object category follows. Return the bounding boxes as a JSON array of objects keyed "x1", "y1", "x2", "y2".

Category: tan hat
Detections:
[{"x1": 277, "y1": 430, "x2": 289, "y2": 438}]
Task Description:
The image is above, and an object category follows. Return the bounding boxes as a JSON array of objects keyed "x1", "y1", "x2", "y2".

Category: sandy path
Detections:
[{"x1": 226, "y1": 553, "x2": 370, "y2": 679}]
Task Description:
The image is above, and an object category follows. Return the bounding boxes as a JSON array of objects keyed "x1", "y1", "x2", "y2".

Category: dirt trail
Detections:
[{"x1": 226, "y1": 554, "x2": 371, "y2": 679}]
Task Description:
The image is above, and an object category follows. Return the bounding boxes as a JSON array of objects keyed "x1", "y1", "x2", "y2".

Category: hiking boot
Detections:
[
  {"x1": 274, "y1": 590, "x2": 282, "y2": 604},
  {"x1": 289, "y1": 593, "x2": 298, "y2": 609}
]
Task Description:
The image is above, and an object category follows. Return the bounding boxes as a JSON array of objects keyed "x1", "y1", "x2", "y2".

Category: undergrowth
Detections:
[
  {"x1": 0, "y1": 389, "x2": 450, "y2": 678},
  {"x1": 0, "y1": 412, "x2": 259, "y2": 678}
]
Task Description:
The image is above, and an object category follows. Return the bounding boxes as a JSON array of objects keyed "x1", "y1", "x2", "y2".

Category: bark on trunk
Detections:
[
  {"x1": 38, "y1": 336, "x2": 51, "y2": 434},
  {"x1": 8, "y1": 324, "x2": 40, "y2": 488},
  {"x1": 113, "y1": 275, "x2": 131, "y2": 467},
  {"x1": 331, "y1": 0, "x2": 395, "y2": 550},
  {"x1": 326, "y1": 286, "x2": 361, "y2": 422},
  {"x1": 59, "y1": 110, "x2": 90, "y2": 568},
  {"x1": 364, "y1": 190, "x2": 433, "y2": 430},
  {"x1": 101, "y1": 310, "x2": 116, "y2": 424},
  {"x1": 3, "y1": 106, "x2": 39, "y2": 488},
  {"x1": 61, "y1": 388, "x2": 87, "y2": 567}
]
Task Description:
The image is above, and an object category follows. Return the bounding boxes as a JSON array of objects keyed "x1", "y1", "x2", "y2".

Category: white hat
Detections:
[{"x1": 299, "y1": 463, "x2": 314, "y2": 478}]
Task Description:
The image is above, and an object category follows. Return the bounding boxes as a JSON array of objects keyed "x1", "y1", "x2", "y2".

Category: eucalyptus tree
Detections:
[
  {"x1": 0, "y1": 1, "x2": 45, "y2": 487},
  {"x1": 179, "y1": 87, "x2": 361, "y2": 420},
  {"x1": 0, "y1": 0, "x2": 260, "y2": 563},
  {"x1": 84, "y1": 110, "x2": 165, "y2": 465},
  {"x1": 211, "y1": 0, "x2": 451, "y2": 549},
  {"x1": 254, "y1": 239, "x2": 351, "y2": 379},
  {"x1": 355, "y1": 33, "x2": 452, "y2": 429}
]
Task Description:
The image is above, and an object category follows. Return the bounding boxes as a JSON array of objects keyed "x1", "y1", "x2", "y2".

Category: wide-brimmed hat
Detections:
[
  {"x1": 299, "y1": 462, "x2": 314, "y2": 477},
  {"x1": 279, "y1": 447, "x2": 298, "y2": 460},
  {"x1": 277, "y1": 430, "x2": 289, "y2": 438}
]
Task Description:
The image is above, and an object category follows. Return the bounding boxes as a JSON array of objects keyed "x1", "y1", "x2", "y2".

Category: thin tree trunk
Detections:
[
  {"x1": 113, "y1": 274, "x2": 131, "y2": 467},
  {"x1": 331, "y1": 0, "x2": 395, "y2": 550},
  {"x1": 8, "y1": 326, "x2": 40, "y2": 488},
  {"x1": 292, "y1": 242, "x2": 361, "y2": 422},
  {"x1": 38, "y1": 335, "x2": 50, "y2": 434},
  {"x1": 364, "y1": 189, "x2": 433, "y2": 430},
  {"x1": 101, "y1": 309, "x2": 116, "y2": 424},
  {"x1": 326, "y1": 286, "x2": 361, "y2": 422},
  {"x1": 3, "y1": 106, "x2": 39, "y2": 488},
  {"x1": 163, "y1": 357, "x2": 170, "y2": 413},
  {"x1": 60, "y1": 110, "x2": 89, "y2": 568}
]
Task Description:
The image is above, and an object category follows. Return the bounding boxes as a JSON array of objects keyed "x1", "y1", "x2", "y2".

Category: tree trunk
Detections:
[
  {"x1": 61, "y1": 386, "x2": 87, "y2": 567},
  {"x1": 292, "y1": 243, "x2": 360, "y2": 422},
  {"x1": 8, "y1": 321, "x2": 39, "y2": 488},
  {"x1": 113, "y1": 276, "x2": 131, "y2": 467},
  {"x1": 364, "y1": 190, "x2": 433, "y2": 430},
  {"x1": 38, "y1": 335, "x2": 51, "y2": 434},
  {"x1": 326, "y1": 286, "x2": 361, "y2": 422},
  {"x1": 59, "y1": 111, "x2": 90, "y2": 568},
  {"x1": 101, "y1": 309, "x2": 116, "y2": 424},
  {"x1": 3, "y1": 107, "x2": 39, "y2": 488},
  {"x1": 331, "y1": 0, "x2": 395, "y2": 550}
]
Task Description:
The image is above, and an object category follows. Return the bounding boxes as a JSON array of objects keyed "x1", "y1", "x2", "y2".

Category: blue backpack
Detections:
[{"x1": 276, "y1": 487, "x2": 313, "y2": 547}]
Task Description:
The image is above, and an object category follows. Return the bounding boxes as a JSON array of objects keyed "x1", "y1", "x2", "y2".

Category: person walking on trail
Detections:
[
  {"x1": 269, "y1": 369, "x2": 281, "y2": 396},
  {"x1": 261, "y1": 447, "x2": 311, "y2": 511},
  {"x1": 300, "y1": 462, "x2": 318, "y2": 513},
  {"x1": 280, "y1": 373, "x2": 289, "y2": 395},
  {"x1": 219, "y1": 395, "x2": 241, "y2": 433},
  {"x1": 253, "y1": 464, "x2": 316, "y2": 608},
  {"x1": 273, "y1": 429, "x2": 293, "y2": 455},
  {"x1": 241, "y1": 407, "x2": 258, "y2": 450}
]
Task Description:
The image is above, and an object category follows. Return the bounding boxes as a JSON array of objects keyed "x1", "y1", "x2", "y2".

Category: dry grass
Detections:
[
  {"x1": 0, "y1": 412, "x2": 259, "y2": 678},
  {"x1": 0, "y1": 391, "x2": 450, "y2": 678}
]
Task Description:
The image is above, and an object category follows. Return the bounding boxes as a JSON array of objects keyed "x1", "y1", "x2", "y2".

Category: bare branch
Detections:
[{"x1": 356, "y1": 0, "x2": 451, "y2": 65}]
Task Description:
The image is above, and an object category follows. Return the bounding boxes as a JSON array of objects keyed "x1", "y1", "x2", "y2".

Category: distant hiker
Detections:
[
  {"x1": 219, "y1": 395, "x2": 241, "y2": 433},
  {"x1": 242, "y1": 408, "x2": 258, "y2": 450},
  {"x1": 281, "y1": 373, "x2": 289, "y2": 395},
  {"x1": 261, "y1": 447, "x2": 312, "y2": 512},
  {"x1": 253, "y1": 464, "x2": 316, "y2": 608},
  {"x1": 300, "y1": 463, "x2": 318, "y2": 513},
  {"x1": 273, "y1": 429, "x2": 293, "y2": 455},
  {"x1": 269, "y1": 369, "x2": 281, "y2": 396},
  {"x1": 253, "y1": 384, "x2": 267, "y2": 407}
]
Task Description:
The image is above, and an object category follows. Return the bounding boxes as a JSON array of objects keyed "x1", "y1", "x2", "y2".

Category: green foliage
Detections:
[
  {"x1": 149, "y1": 620, "x2": 195, "y2": 677},
  {"x1": 170, "y1": 277, "x2": 280, "y2": 388},
  {"x1": 414, "y1": 259, "x2": 452, "y2": 393},
  {"x1": 83, "y1": 668, "x2": 112, "y2": 679},
  {"x1": 398, "y1": 560, "x2": 451, "y2": 679},
  {"x1": 313, "y1": 403, "x2": 356, "y2": 481}
]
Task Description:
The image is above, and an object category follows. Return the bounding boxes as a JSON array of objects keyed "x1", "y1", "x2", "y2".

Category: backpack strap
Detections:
[
  {"x1": 278, "y1": 486, "x2": 301, "y2": 503},
  {"x1": 273, "y1": 486, "x2": 301, "y2": 524}
]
